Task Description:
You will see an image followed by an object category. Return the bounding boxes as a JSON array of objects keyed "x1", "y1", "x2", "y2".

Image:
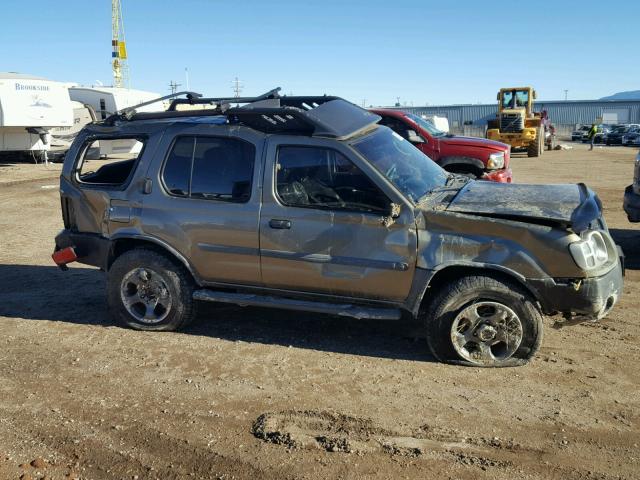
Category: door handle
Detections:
[{"x1": 269, "y1": 219, "x2": 291, "y2": 229}]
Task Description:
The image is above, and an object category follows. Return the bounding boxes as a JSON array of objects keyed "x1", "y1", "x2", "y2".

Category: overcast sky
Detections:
[{"x1": 2, "y1": 0, "x2": 638, "y2": 106}]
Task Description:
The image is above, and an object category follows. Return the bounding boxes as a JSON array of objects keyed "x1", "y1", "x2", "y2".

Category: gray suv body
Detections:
[{"x1": 53, "y1": 91, "x2": 624, "y2": 367}]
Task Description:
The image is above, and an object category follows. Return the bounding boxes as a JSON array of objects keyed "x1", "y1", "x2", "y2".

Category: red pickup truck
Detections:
[{"x1": 371, "y1": 109, "x2": 513, "y2": 182}]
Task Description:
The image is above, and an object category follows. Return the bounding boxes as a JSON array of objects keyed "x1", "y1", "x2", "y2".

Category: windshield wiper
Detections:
[{"x1": 417, "y1": 177, "x2": 464, "y2": 203}]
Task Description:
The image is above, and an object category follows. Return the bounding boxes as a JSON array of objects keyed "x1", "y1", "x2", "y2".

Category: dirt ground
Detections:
[{"x1": 0, "y1": 143, "x2": 638, "y2": 480}]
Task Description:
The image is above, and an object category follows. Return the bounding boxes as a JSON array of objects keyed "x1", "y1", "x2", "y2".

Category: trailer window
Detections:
[{"x1": 77, "y1": 138, "x2": 145, "y2": 186}]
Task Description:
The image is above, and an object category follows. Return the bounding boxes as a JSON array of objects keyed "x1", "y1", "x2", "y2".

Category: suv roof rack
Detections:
[
  {"x1": 101, "y1": 88, "x2": 381, "y2": 140},
  {"x1": 167, "y1": 87, "x2": 282, "y2": 111}
]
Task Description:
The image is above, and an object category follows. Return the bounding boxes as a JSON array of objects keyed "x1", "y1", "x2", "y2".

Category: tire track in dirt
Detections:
[{"x1": 252, "y1": 410, "x2": 637, "y2": 479}]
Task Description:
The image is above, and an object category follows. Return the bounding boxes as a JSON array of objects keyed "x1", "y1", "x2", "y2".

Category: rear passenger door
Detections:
[
  {"x1": 142, "y1": 127, "x2": 263, "y2": 286},
  {"x1": 259, "y1": 137, "x2": 417, "y2": 302}
]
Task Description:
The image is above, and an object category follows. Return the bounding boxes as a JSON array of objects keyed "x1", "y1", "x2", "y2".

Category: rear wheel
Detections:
[
  {"x1": 424, "y1": 275, "x2": 543, "y2": 367},
  {"x1": 107, "y1": 248, "x2": 197, "y2": 331}
]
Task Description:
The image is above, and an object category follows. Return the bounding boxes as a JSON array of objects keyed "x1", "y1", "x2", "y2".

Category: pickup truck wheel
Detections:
[
  {"x1": 107, "y1": 248, "x2": 197, "y2": 331},
  {"x1": 424, "y1": 275, "x2": 543, "y2": 367}
]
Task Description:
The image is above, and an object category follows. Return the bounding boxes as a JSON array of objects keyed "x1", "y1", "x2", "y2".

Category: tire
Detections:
[
  {"x1": 527, "y1": 129, "x2": 543, "y2": 157},
  {"x1": 107, "y1": 248, "x2": 197, "y2": 331},
  {"x1": 443, "y1": 168, "x2": 479, "y2": 180},
  {"x1": 424, "y1": 275, "x2": 543, "y2": 367},
  {"x1": 538, "y1": 127, "x2": 545, "y2": 156}
]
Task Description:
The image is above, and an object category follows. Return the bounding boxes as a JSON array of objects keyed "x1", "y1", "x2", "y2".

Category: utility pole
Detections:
[
  {"x1": 169, "y1": 81, "x2": 181, "y2": 95},
  {"x1": 564, "y1": 89, "x2": 569, "y2": 101},
  {"x1": 232, "y1": 77, "x2": 243, "y2": 98},
  {"x1": 361, "y1": 99, "x2": 366, "y2": 108}
]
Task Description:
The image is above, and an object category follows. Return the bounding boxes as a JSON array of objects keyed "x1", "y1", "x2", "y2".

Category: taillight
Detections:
[{"x1": 52, "y1": 246, "x2": 78, "y2": 267}]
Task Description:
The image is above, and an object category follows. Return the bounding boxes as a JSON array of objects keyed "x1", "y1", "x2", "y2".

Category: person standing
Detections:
[{"x1": 588, "y1": 123, "x2": 598, "y2": 150}]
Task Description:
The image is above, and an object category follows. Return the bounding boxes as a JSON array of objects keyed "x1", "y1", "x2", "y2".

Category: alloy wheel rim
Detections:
[
  {"x1": 450, "y1": 301, "x2": 523, "y2": 365},
  {"x1": 120, "y1": 268, "x2": 172, "y2": 324}
]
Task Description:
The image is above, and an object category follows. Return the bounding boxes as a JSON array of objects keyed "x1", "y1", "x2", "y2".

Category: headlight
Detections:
[
  {"x1": 569, "y1": 231, "x2": 608, "y2": 270},
  {"x1": 487, "y1": 152, "x2": 505, "y2": 170}
]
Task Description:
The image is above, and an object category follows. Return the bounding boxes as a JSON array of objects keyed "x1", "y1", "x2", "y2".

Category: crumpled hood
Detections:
[{"x1": 445, "y1": 181, "x2": 602, "y2": 233}]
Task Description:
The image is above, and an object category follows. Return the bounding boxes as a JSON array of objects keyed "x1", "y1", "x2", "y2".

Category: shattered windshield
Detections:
[{"x1": 351, "y1": 126, "x2": 449, "y2": 203}]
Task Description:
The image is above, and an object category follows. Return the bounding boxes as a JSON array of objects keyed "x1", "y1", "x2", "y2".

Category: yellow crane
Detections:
[{"x1": 111, "y1": 0, "x2": 129, "y2": 88}]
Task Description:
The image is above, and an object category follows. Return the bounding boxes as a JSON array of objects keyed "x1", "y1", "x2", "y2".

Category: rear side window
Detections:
[
  {"x1": 163, "y1": 137, "x2": 193, "y2": 196},
  {"x1": 77, "y1": 137, "x2": 145, "y2": 186},
  {"x1": 162, "y1": 136, "x2": 255, "y2": 203}
]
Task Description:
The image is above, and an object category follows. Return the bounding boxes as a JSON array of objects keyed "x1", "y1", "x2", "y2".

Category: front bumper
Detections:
[
  {"x1": 487, "y1": 129, "x2": 536, "y2": 149},
  {"x1": 623, "y1": 185, "x2": 640, "y2": 222},
  {"x1": 483, "y1": 167, "x2": 513, "y2": 183},
  {"x1": 530, "y1": 256, "x2": 624, "y2": 322}
]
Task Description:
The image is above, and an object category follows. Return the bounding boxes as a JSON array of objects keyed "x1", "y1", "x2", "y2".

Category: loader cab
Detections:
[{"x1": 498, "y1": 87, "x2": 536, "y2": 116}]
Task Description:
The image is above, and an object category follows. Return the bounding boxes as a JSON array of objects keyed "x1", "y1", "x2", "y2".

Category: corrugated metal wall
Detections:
[{"x1": 393, "y1": 100, "x2": 640, "y2": 135}]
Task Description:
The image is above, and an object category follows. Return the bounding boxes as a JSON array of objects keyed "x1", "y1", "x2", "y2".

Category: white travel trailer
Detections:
[
  {"x1": 0, "y1": 72, "x2": 74, "y2": 158},
  {"x1": 50, "y1": 101, "x2": 97, "y2": 139},
  {"x1": 68, "y1": 86, "x2": 160, "y2": 156}
]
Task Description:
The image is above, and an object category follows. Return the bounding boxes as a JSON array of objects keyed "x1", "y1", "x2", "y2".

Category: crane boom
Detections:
[{"x1": 111, "y1": 0, "x2": 129, "y2": 88}]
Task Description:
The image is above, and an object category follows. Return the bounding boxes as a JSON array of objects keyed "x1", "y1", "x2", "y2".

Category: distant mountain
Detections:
[{"x1": 600, "y1": 90, "x2": 640, "y2": 100}]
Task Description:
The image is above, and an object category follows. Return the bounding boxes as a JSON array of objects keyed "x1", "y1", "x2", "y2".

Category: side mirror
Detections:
[
  {"x1": 532, "y1": 90, "x2": 537, "y2": 99},
  {"x1": 406, "y1": 130, "x2": 425, "y2": 144},
  {"x1": 496, "y1": 92, "x2": 500, "y2": 101}
]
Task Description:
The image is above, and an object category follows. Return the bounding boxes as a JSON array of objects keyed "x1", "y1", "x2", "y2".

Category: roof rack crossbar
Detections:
[
  {"x1": 102, "y1": 90, "x2": 203, "y2": 125},
  {"x1": 122, "y1": 90, "x2": 202, "y2": 116},
  {"x1": 168, "y1": 87, "x2": 282, "y2": 111}
]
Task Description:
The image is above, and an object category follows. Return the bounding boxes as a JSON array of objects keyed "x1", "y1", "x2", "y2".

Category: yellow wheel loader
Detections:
[{"x1": 487, "y1": 87, "x2": 553, "y2": 158}]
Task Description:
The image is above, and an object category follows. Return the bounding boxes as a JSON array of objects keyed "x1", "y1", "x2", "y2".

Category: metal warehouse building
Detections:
[{"x1": 391, "y1": 99, "x2": 640, "y2": 137}]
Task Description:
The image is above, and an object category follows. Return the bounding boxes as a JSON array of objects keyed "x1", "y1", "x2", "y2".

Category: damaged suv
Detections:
[{"x1": 52, "y1": 89, "x2": 624, "y2": 367}]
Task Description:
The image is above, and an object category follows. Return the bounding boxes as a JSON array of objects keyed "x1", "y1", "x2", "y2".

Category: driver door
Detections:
[{"x1": 259, "y1": 136, "x2": 417, "y2": 302}]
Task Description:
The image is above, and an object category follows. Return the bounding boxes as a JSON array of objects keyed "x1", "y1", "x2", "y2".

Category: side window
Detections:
[
  {"x1": 379, "y1": 117, "x2": 410, "y2": 140},
  {"x1": 276, "y1": 146, "x2": 389, "y2": 214},
  {"x1": 161, "y1": 136, "x2": 255, "y2": 203},
  {"x1": 77, "y1": 137, "x2": 144, "y2": 186},
  {"x1": 163, "y1": 137, "x2": 193, "y2": 196}
]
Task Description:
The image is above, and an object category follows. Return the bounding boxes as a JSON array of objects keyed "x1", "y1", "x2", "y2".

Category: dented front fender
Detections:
[{"x1": 416, "y1": 209, "x2": 585, "y2": 280}]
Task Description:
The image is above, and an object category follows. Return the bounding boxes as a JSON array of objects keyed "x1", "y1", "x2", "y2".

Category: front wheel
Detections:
[
  {"x1": 424, "y1": 275, "x2": 543, "y2": 367},
  {"x1": 107, "y1": 248, "x2": 197, "y2": 331},
  {"x1": 527, "y1": 130, "x2": 543, "y2": 157}
]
